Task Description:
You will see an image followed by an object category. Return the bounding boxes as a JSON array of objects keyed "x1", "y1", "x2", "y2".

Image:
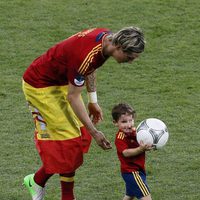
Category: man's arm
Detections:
[
  {"x1": 67, "y1": 82, "x2": 111, "y2": 150},
  {"x1": 85, "y1": 71, "x2": 103, "y2": 124},
  {"x1": 85, "y1": 71, "x2": 96, "y2": 92}
]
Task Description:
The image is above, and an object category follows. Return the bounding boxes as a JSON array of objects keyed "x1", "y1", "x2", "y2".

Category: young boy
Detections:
[{"x1": 112, "y1": 103, "x2": 153, "y2": 200}]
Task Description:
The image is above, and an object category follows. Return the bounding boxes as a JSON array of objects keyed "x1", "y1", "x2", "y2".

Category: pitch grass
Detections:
[{"x1": 0, "y1": 0, "x2": 200, "y2": 199}]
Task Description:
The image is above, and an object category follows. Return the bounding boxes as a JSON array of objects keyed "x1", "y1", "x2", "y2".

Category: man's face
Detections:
[
  {"x1": 113, "y1": 47, "x2": 140, "y2": 63},
  {"x1": 114, "y1": 113, "x2": 134, "y2": 134}
]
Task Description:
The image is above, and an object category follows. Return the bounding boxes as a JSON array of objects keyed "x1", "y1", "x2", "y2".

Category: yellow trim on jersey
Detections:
[
  {"x1": 117, "y1": 132, "x2": 125, "y2": 140},
  {"x1": 78, "y1": 44, "x2": 102, "y2": 75},
  {"x1": 60, "y1": 176, "x2": 74, "y2": 182},
  {"x1": 132, "y1": 172, "x2": 149, "y2": 196},
  {"x1": 81, "y1": 46, "x2": 101, "y2": 74}
]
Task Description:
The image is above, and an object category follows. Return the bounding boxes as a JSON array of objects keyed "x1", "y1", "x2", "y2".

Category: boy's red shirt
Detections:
[{"x1": 115, "y1": 128, "x2": 146, "y2": 173}]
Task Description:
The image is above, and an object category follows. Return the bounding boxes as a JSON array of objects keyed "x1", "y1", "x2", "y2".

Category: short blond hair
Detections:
[{"x1": 107, "y1": 26, "x2": 145, "y2": 53}]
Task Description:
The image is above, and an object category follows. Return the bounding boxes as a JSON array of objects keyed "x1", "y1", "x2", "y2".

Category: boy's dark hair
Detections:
[{"x1": 111, "y1": 103, "x2": 136, "y2": 122}]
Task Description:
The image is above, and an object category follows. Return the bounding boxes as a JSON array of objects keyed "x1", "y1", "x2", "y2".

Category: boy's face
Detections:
[{"x1": 114, "y1": 113, "x2": 134, "y2": 134}]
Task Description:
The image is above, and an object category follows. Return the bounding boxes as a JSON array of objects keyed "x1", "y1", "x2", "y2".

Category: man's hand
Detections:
[
  {"x1": 92, "y1": 130, "x2": 112, "y2": 150},
  {"x1": 88, "y1": 103, "x2": 103, "y2": 125}
]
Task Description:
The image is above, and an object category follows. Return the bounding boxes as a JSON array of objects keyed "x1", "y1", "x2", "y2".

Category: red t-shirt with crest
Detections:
[{"x1": 115, "y1": 128, "x2": 146, "y2": 173}]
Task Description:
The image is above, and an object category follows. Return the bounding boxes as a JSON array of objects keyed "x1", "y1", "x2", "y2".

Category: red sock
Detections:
[
  {"x1": 60, "y1": 172, "x2": 75, "y2": 200},
  {"x1": 34, "y1": 166, "x2": 53, "y2": 187}
]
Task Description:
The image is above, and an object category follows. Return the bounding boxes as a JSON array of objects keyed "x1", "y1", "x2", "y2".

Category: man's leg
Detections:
[
  {"x1": 60, "y1": 172, "x2": 76, "y2": 200},
  {"x1": 24, "y1": 166, "x2": 53, "y2": 200}
]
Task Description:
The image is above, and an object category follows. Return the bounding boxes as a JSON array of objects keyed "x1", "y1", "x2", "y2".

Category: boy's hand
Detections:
[{"x1": 139, "y1": 141, "x2": 154, "y2": 151}]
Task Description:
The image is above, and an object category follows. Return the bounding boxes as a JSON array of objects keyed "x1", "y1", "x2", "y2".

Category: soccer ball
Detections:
[{"x1": 136, "y1": 118, "x2": 169, "y2": 149}]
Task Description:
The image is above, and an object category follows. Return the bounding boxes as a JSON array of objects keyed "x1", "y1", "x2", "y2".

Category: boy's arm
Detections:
[{"x1": 122, "y1": 142, "x2": 153, "y2": 157}]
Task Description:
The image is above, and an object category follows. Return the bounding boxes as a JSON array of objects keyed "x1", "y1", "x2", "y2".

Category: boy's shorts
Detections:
[
  {"x1": 122, "y1": 171, "x2": 150, "y2": 199},
  {"x1": 22, "y1": 80, "x2": 92, "y2": 174}
]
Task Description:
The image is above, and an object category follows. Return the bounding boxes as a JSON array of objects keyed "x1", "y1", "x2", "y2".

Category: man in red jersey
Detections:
[
  {"x1": 112, "y1": 103, "x2": 154, "y2": 200},
  {"x1": 22, "y1": 27, "x2": 145, "y2": 200}
]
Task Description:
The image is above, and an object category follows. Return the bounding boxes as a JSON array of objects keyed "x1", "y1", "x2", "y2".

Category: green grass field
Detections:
[{"x1": 1, "y1": 0, "x2": 200, "y2": 199}]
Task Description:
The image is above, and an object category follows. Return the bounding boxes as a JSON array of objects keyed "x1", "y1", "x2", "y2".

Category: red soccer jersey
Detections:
[
  {"x1": 115, "y1": 128, "x2": 146, "y2": 173},
  {"x1": 23, "y1": 28, "x2": 110, "y2": 88}
]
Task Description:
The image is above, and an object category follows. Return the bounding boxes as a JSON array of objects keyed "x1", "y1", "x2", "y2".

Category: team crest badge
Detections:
[{"x1": 74, "y1": 75, "x2": 85, "y2": 86}]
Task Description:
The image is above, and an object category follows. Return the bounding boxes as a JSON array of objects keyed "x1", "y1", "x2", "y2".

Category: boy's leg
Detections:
[
  {"x1": 122, "y1": 172, "x2": 150, "y2": 200},
  {"x1": 140, "y1": 194, "x2": 152, "y2": 200},
  {"x1": 123, "y1": 195, "x2": 134, "y2": 200},
  {"x1": 60, "y1": 172, "x2": 76, "y2": 200},
  {"x1": 123, "y1": 194, "x2": 152, "y2": 200}
]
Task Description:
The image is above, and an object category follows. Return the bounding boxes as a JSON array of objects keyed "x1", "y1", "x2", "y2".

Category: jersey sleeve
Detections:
[
  {"x1": 66, "y1": 28, "x2": 109, "y2": 87},
  {"x1": 115, "y1": 132, "x2": 128, "y2": 153}
]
